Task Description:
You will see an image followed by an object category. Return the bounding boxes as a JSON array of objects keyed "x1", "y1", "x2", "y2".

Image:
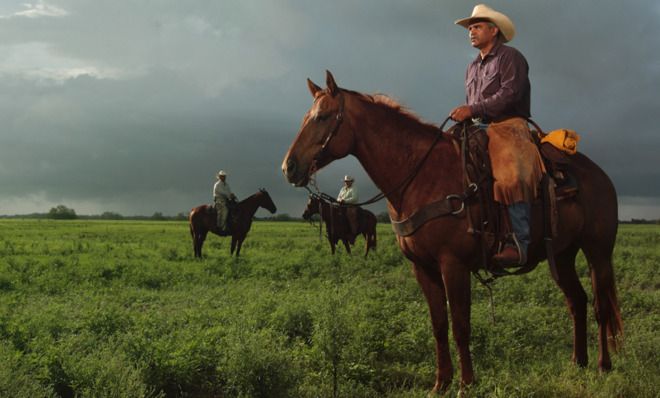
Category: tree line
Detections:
[{"x1": 0, "y1": 204, "x2": 397, "y2": 223}]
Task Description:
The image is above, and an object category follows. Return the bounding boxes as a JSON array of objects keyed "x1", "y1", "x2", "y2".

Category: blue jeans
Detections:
[{"x1": 508, "y1": 202, "x2": 531, "y2": 256}]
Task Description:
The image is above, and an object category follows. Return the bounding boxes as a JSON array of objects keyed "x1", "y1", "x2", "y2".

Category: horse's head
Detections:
[
  {"x1": 301, "y1": 195, "x2": 320, "y2": 220},
  {"x1": 258, "y1": 188, "x2": 277, "y2": 214},
  {"x1": 282, "y1": 70, "x2": 355, "y2": 187}
]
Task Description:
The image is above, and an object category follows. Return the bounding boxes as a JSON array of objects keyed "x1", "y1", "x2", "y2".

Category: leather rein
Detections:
[{"x1": 307, "y1": 90, "x2": 464, "y2": 210}]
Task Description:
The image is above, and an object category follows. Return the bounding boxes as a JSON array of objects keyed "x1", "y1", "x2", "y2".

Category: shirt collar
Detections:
[{"x1": 472, "y1": 40, "x2": 503, "y2": 64}]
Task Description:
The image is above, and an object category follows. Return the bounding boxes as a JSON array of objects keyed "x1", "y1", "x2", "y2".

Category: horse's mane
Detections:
[{"x1": 344, "y1": 89, "x2": 443, "y2": 136}]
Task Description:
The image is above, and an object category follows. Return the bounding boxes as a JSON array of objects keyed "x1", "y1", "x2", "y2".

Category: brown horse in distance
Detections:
[
  {"x1": 282, "y1": 71, "x2": 622, "y2": 394},
  {"x1": 302, "y1": 194, "x2": 377, "y2": 257},
  {"x1": 189, "y1": 189, "x2": 276, "y2": 257}
]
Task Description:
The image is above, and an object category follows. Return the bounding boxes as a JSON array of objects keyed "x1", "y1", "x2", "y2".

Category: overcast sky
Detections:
[{"x1": 0, "y1": 0, "x2": 658, "y2": 220}]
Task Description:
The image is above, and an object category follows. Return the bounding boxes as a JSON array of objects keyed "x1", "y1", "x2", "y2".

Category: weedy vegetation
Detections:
[{"x1": 0, "y1": 220, "x2": 657, "y2": 397}]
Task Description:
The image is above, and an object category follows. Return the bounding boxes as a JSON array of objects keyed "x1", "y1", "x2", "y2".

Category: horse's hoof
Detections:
[
  {"x1": 428, "y1": 380, "x2": 451, "y2": 397},
  {"x1": 598, "y1": 359, "x2": 612, "y2": 373}
]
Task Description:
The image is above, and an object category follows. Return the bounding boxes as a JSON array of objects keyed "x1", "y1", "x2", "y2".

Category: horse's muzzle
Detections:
[{"x1": 282, "y1": 156, "x2": 308, "y2": 186}]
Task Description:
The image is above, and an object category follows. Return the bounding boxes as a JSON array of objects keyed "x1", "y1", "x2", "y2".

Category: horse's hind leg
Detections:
[
  {"x1": 553, "y1": 244, "x2": 588, "y2": 367},
  {"x1": 196, "y1": 231, "x2": 208, "y2": 258},
  {"x1": 190, "y1": 225, "x2": 199, "y2": 257},
  {"x1": 582, "y1": 238, "x2": 622, "y2": 372},
  {"x1": 413, "y1": 263, "x2": 454, "y2": 393}
]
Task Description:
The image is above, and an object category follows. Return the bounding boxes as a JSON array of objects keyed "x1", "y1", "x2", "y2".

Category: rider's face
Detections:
[{"x1": 468, "y1": 21, "x2": 498, "y2": 49}]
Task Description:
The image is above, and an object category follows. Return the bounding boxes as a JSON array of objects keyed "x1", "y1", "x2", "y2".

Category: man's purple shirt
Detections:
[{"x1": 466, "y1": 41, "x2": 531, "y2": 122}]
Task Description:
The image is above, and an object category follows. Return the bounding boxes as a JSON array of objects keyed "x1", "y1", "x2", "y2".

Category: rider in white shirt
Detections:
[
  {"x1": 213, "y1": 170, "x2": 236, "y2": 232},
  {"x1": 337, "y1": 175, "x2": 359, "y2": 235}
]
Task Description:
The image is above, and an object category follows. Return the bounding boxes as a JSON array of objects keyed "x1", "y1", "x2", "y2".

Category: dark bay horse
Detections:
[
  {"x1": 302, "y1": 194, "x2": 377, "y2": 257},
  {"x1": 189, "y1": 189, "x2": 276, "y2": 257},
  {"x1": 281, "y1": 71, "x2": 622, "y2": 393}
]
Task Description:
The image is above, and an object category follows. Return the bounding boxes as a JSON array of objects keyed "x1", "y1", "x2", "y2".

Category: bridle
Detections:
[{"x1": 309, "y1": 91, "x2": 345, "y2": 179}]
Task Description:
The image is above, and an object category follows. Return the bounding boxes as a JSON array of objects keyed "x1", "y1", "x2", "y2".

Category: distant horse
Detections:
[
  {"x1": 189, "y1": 189, "x2": 276, "y2": 257},
  {"x1": 282, "y1": 71, "x2": 622, "y2": 393},
  {"x1": 302, "y1": 194, "x2": 377, "y2": 257}
]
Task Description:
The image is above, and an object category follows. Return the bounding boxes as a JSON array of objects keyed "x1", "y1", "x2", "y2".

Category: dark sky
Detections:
[{"x1": 0, "y1": 0, "x2": 658, "y2": 219}]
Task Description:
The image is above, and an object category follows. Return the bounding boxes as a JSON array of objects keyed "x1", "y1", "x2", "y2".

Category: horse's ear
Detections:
[
  {"x1": 326, "y1": 70, "x2": 339, "y2": 97},
  {"x1": 307, "y1": 78, "x2": 322, "y2": 97}
]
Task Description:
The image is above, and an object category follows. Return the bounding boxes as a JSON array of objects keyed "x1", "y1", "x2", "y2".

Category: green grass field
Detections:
[{"x1": 0, "y1": 220, "x2": 658, "y2": 397}]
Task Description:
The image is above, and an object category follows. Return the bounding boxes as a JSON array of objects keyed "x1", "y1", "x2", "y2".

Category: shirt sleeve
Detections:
[
  {"x1": 469, "y1": 49, "x2": 529, "y2": 120},
  {"x1": 342, "y1": 187, "x2": 358, "y2": 204},
  {"x1": 214, "y1": 182, "x2": 233, "y2": 197},
  {"x1": 348, "y1": 186, "x2": 358, "y2": 203},
  {"x1": 337, "y1": 187, "x2": 345, "y2": 202}
]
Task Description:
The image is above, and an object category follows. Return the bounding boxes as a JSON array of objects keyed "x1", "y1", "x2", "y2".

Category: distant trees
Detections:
[
  {"x1": 48, "y1": 205, "x2": 77, "y2": 219},
  {"x1": 151, "y1": 212, "x2": 166, "y2": 221},
  {"x1": 376, "y1": 212, "x2": 390, "y2": 223},
  {"x1": 270, "y1": 213, "x2": 294, "y2": 221},
  {"x1": 100, "y1": 211, "x2": 123, "y2": 220}
]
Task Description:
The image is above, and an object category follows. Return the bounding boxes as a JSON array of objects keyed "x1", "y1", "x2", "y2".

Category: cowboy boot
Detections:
[
  {"x1": 493, "y1": 202, "x2": 530, "y2": 267},
  {"x1": 493, "y1": 233, "x2": 527, "y2": 267}
]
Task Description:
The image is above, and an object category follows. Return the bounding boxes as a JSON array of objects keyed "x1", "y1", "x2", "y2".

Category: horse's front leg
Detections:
[
  {"x1": 343, "y1": 239, "x2": 351, "y2": 254},
  {"x1": 329, "y1": 238, "x2": 336, "y2": 254},
  {"x1": 440, "y1": 256, "x2": 474, "y2": 389},
  {"x1": 230, "y1": 237, "x2": 237, "y2": 255},
  {"x1": 413, "y1": 263, "x2": 453, "y2": 394},
  {"x1": 235, "y1": 239, "x2": 244, "y2": 257}
]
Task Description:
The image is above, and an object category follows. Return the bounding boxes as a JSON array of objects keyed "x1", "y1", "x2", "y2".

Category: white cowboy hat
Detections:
[
  {"x1": 217, "y1": 170, "x2": 227, "y2": 177},
  {"x1": 343, "y1": 175, "x2": 354, "y2": 182},
  {"x1": 455, "y1": 4, "x2": 515, "y2": 43}
]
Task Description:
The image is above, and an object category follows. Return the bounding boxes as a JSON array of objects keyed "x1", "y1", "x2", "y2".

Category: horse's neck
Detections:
[
  {"x1": 349, "y1": 99, "x2": 462, "y2": 212},
  {"x1": 320, "y1": 202, "x2": 337, "y2": 223},
  {"x1": 240, "y1": 194, "x2": 261, "y2": 218}
]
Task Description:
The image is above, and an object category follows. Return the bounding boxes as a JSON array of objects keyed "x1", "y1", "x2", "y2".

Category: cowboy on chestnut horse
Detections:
[{"x1": 212, "y1": 170, "x2": 237, "y2": 233}]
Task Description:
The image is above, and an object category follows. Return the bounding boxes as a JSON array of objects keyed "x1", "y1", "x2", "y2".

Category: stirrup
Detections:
[{"x1": 509, "y1": 233, "x2": 527, "y2": 265}]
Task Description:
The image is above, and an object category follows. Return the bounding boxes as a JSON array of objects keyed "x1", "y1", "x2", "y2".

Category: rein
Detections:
[{"x1": 309, "y1": 105, "x2": 453, "y2": 208}]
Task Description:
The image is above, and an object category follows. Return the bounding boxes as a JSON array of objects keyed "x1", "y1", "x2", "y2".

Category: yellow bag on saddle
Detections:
[{"x1": 541, "y1": 129, "x2": 580, "y2": 155}]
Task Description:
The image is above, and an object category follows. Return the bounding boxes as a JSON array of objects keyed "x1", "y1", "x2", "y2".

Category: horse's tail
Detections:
[{"x1": 188, "y1": 209, "x2": 195, "y2": 236}]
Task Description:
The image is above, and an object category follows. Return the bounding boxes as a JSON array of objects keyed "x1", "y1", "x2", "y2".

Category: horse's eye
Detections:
[{"x1": 315, "y1": 114, "x2": 330, "y2": 122}]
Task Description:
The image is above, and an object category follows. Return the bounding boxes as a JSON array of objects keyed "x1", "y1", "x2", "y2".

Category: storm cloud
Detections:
[{"x1": 0, "y1": 0, "x2": 658, "y2": 219}]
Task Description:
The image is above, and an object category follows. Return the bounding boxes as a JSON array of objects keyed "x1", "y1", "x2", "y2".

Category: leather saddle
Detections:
[
  {"x1": 208, "y1": 201, "x2": 240, "y2": 235},
  {"x1": 449, "y1": 122, "x2": 579, "y2": 276}
]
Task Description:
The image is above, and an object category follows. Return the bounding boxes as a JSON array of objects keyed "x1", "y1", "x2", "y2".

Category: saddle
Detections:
[
  {"x1": 209, "y1": 200, "x2": 240, "y2": 235},
  {"x1": 329, "y1": 203, "x2": 362, "y2": 243},
  {"x1": 451, "y1": 122, "x2": 579, "y2": 278}
]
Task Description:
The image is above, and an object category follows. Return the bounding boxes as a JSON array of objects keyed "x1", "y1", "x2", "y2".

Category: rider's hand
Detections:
[{"x1": 449, "y1": 105, "x2": 473, "y2": 122}]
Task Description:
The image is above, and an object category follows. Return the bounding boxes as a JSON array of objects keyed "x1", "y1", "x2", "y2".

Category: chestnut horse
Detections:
[
  {"x1": 189, "y1": 189, "x2": 276, "y2": 257},
  {"x1": 302, "y1": 194, "x2": 377, "y2": 257},
  {"x1": 282, "y1": 71, "x2": 622, "y2": 393}
]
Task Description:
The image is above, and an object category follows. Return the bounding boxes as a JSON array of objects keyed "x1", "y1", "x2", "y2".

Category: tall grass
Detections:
[{"x1": 0, "y1": 220, "x2": 657, "y2": 397}]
